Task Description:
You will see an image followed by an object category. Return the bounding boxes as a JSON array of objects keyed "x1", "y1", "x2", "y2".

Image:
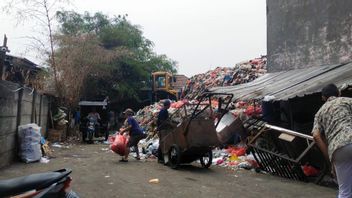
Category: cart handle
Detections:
[{"x1": 184, "y1": 92, "x2": 234, "y2": 136}]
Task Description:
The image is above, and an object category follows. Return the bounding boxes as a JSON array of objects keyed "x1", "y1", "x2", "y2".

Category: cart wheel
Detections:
[
  {"x1": 200, "y1": 150, "x2": 213, "y2": 168},
  {"x1": 169, "y1": 144, "x2": 181, "y2": 169}
]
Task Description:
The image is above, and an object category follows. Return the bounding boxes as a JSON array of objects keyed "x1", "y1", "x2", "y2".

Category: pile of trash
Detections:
[
  {"x1": 52, "y1": 107, "x2": 68, "y2": 129},
  {"x1": 211, "y1": 146, "x2": 258, "y2": 170},
  {"x1": 134, "y1": 102, "x2": 162, "y2": 137},
  {"x1": 115, "y1": 56, "x2": 268, "y2": 161},
  {"x1": 229, "y1": 100, "x2": 262, "y2": 119},
  {"x1": 183, "y1": 56, "x2": 267, "y2": 99}
]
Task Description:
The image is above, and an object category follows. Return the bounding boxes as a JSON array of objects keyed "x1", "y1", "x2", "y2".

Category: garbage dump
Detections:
[
  {"x1": 108, "y1": 56, "x2": 269, "y2": 170},
  {"x1": 133, "y1": 56, "x2": 267, "y2": 140},
  {"x1": 182, "y1": 56, "x2": 267, "y2": 99}
]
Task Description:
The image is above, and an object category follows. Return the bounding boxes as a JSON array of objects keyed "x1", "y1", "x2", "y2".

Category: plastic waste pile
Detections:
[
  {"x1": 115, "y1": 56, "x2": 267, "y2": 160},
  {"x1": 52, "y1": 107, "x2": 68, "y2": 129},
  {"x1": 229, "y1": 100, "x2": 262, "y2": 119},
  {"x1": 211, "y1": 146, "x2": 259, "y2": 171},
  {"x1": 183, "y1": 56, "x2": 267, "y2": 99},
  {"x1": 134, "y1": 102, "x2": 163, "y2": 138}
]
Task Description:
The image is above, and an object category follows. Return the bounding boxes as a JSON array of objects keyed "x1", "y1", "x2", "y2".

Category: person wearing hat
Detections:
[
  {"x1": 156, "y1": 99, "x2": 171, "y2": 163},
  {"x1": 119, "y1": 108, "x2": 146, "y2": 162}
]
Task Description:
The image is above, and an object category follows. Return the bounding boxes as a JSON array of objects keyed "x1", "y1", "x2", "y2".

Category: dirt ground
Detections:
[{"x1": 0, "y1": 144, "x2": 337, "y2": 198}]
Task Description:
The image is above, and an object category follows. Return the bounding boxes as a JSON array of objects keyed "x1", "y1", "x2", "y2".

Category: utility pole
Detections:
[{"x1": 0, "y1": 34, "x2": 10, "y2": 80}]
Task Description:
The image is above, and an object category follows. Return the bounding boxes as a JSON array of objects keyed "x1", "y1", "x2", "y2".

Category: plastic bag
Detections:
[
  {"x1": 18, "y1": 123, "x2": 42, "y2": 163},
  {"x1": 302, "y1": 165, "x2": 320, "y2": 177},
  {"x1": 110, "y1": 134, "x2": 128, "y2": 156}
]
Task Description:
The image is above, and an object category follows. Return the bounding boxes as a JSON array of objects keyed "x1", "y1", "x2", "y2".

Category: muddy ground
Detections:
[{"x1": 0, "y1": 144, "x2": 337, "y2": 198}]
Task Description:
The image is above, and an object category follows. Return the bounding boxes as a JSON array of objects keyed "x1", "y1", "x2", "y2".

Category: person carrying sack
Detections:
[{"x1": 119, "y1": 108, "x2": 146, "y2": 162}]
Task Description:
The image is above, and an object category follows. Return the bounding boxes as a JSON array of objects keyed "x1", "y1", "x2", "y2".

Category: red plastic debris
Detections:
[
  {"x1": 216, "y1": 159, "x2": 224, "y2": 165},
  {"x1": 226, "y1": 146, "x2": 247, "y2": 157},
  {"x1": 302, "y1": 165, "x2": 320, "y2": 177}
]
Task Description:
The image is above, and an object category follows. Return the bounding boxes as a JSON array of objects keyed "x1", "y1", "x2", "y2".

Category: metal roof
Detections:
[
  {"x1": 210, "y1": 62, "x2": 352, "y2": 101},
  {"x1": 5, "y1": 54, "x2": 40, "y2": 70},
  {"x1": 78, "y1": 101, "x2": 108, "y2": 106}
]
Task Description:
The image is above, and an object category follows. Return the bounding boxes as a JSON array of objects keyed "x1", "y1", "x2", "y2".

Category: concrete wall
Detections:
[
  {"x1": 0, "y1": 80, "x2": 49, "y2": 168},
  {"x1": 267, "y1": 0, "x2": 352, "y2": 72}
]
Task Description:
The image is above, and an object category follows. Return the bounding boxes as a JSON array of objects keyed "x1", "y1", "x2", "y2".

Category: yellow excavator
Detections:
[{"x1": 151, "y1": 71, "x2": 188, "y2": 102}]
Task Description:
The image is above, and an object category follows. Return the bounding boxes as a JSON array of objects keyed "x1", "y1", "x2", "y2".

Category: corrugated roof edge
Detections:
[{"x1": 210, "y1": 62, "x2": 352, "y2": 101}]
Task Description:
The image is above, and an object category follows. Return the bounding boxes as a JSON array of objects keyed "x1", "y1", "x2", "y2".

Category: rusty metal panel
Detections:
[{"x1": 186, "y1": 118, "x2": 219, "y2": 147}]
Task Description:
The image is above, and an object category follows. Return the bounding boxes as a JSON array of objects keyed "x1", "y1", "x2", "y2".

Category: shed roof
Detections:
[{"x1": 210, "y1": 62, "x2": 352, "y2": 101}]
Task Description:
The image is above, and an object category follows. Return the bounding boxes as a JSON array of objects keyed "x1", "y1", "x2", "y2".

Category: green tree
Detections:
[{"x1": 55, "y1": 11, "x2": 177, "y2": 108}]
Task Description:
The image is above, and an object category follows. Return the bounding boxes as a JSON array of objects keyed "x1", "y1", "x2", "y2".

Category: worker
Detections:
[
  {"x1": 119, "y1": 108, "x2": 146, "y2": 162},
  {"x1": 156, "y1": 99, "x2": 171, "y2": 163},
  {"x1": 312, "y1": 83, "x2": 352, "y2": 198}
]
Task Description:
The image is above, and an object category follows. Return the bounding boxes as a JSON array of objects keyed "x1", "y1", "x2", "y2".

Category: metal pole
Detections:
[{"x1": 265, "y1": 123, "x2": 314, "y2": 140}]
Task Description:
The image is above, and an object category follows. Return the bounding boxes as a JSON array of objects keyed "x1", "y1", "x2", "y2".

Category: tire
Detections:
[
  {"x1": 200, "y1": 150, "x2": 213, "y2": 168},
  {"x1": 168, "y1": 144, "x2": 181, "y2": 169},
  {"x1": 64, "y1": 190, "x2": 80, "y2": 198}
]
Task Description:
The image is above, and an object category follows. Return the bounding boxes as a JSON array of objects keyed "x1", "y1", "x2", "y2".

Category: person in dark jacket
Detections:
[{"x1": 156, "y1": 100, "x2": 171, "y2": 163}]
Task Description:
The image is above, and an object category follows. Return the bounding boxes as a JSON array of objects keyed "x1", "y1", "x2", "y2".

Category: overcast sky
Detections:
[{"x1": 0, "y1": 0, "x2": 267, "y2": 77}]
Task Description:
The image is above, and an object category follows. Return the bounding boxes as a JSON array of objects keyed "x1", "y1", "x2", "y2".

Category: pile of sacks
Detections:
[{"x1": 183, "y1": 56, "x2": 267, "y2": 99}]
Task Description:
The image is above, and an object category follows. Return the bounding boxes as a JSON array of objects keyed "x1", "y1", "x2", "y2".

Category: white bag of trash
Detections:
[{"x1": 18, "y1": 123, "x2": 42, "y2": 163}]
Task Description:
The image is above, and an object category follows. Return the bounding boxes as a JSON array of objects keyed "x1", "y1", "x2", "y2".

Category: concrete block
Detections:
[
  {"x1": 0, "y1": 81, "x2": 19, "y2": 100},
  {"x1": 0, "y1": 133, "x2": 16, "y2": 154},
  {"x1": 20, "y1": 116, "x2": 32, "y2": 126},
  {"x1": 20, "y1": 101, "x2": 33, "y2": 115},
  {"x1": 0, "y1": 150, "x2": 16, "y2": 168},
  {"x1": 0, "y1": 117, "x2": 17, "y2": 135},
  {"x1": 21, "y1": 90, "x2": 34, "y2": 102},
  {"x1": 0, "y1": 98, "x2": 18, "y2": 117}
]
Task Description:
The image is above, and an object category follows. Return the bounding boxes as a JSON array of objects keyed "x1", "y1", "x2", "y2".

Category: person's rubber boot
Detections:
[{"x1": 157, "y1": 147, "x2": 164, "y2": 163}]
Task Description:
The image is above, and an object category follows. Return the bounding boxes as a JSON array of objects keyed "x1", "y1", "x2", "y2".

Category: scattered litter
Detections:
[
  {"x1": 105, "y1": 175, "x2": 110, "y2": 178},
  {"x1": 51, "y1": 143, "x2": 63, "y2": 148},
  {"x1": 40, "y1": 157, "x2": 50, "y2": 164},
  {"x1": 149, "y1": 178, "x2": 159, "y2": 184},
  {"x1": 51, "y1": 143, "x2": 70, "y2": 149}
]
